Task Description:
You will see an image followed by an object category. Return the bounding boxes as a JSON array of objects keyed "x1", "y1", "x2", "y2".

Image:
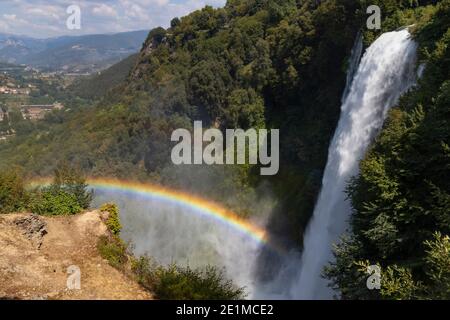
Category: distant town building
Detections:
[
  {"x1": 0, "y1": 132, "x2": 15, "y2": 142},
  {"x1": 18, "y1": 88, "x2": 30, "y2": 95},
  {"x1": 20, "y1": 103, "x2": 64, "y2": 120},
  {"x1": 0, "y1": 85, "x2": 24, "y2": 95}
]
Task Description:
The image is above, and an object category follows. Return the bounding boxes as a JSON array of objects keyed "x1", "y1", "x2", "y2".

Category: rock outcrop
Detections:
[{"x1": 14, "y1": 214, "x2": 47, "y2": 249}]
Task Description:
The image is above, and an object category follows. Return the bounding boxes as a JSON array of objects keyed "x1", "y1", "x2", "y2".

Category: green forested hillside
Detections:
[
  {"x1": 67, "y1": 53, "x2": 139, "y2": 101},
  {"x1": 325, "y1": 0, "x2": 450, "y2": 299}
]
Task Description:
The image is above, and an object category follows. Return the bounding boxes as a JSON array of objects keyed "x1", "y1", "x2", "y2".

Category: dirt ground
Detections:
[{"x1": 0, "y1": 211, "x2": 152, "y2": 300}]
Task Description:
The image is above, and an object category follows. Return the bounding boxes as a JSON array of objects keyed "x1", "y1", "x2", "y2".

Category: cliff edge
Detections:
[{"x1": 0, "y1": 211, "x2": 151, "y2": 300}]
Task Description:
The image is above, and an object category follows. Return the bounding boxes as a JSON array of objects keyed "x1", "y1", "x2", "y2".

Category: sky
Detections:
[{"x1": 0, "y1": 0, "x2": 226, "y2": 38}]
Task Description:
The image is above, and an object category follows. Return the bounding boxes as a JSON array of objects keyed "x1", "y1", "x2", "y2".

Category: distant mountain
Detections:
[
  {"x1": 0, "y1": 30, "x2": 148, "y2": 73},
  {"x1": 0, "y1": 34, "x2": 47, "y2": 63}
]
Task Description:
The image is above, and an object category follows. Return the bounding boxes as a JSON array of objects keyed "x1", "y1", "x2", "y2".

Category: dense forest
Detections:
[
  {"x1": 0, "y1": 0, "x2": 449, "y2": 299},
  {"x1": 67, "y1": 53, "x2": 139, "y2": 101}
]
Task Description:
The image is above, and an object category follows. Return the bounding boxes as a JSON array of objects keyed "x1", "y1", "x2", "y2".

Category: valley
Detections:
[{"x1": 0, "y1": 30, "x2": 147, "y2": 74}]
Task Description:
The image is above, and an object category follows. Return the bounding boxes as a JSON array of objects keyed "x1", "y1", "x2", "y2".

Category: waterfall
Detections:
[
  {"x1": 342, "y1": 31, "x2": 363, "y2": 103},
  {"x1": 292, "y1": 29, "x2": 418, "y2": 299}
]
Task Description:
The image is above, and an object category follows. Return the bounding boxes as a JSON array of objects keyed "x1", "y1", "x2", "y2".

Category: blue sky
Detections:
[{"x1": 0, "y1": 0, "x2": 226, "y2": 38}]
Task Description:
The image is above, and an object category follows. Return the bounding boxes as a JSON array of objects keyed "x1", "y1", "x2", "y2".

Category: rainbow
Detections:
[{"x1": 28, "y1": 177, "x2": 273, "y2": 250}]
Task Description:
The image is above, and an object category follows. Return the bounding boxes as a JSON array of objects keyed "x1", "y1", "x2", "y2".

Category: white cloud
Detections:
[
  {"x1": 26, "y1": 6, "x2": 61, "y2": 21},
  {"x1": 0, "y1": 20, "x2": 11, "y2": 33},
  {"x1": 133, "y1": 0, "x2": 169, "y2": 6},
  {"x1": 124, "y1": 3, "x2": 150, "y2": 21},
  {"x1": 92, "y1": 4, "x2": 118, "y2": 18},
  {"x1": 0, "y1": 0, "x2": 227, "y2": 38},
  {"x1": 3, "y1": 14, "x2": 18, "y2": 21}
]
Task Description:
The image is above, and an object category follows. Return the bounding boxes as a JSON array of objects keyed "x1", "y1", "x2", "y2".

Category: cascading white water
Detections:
[
  {"x1": 342, "y1": 31, "x2": 363, "y2": 103},
  {"x1": 293, "y1": 29, "x2": 418, "y2": 299}
]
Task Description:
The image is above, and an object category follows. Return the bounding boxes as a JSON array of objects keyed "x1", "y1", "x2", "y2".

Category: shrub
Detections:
[
  {"x1": 155, "y1": 265, "x2": 246, "y2": 300},
  {"x1": 0, "y1": 170, "x2": 27, "y2": 214},
  {"x1": 97, "y1": 235, "x2": 128, "y2": 270},
  {"x1": 29, "y1": 186, "x2": 82, "y2": 216},
  {"x1": 131, "y1": 256, "x2": 159, "y2": 289},
  {"x1": 53, "y1": 162, "x2": 93, "y2": 209},
  {"x1": 100, "y1": 203, "x2": 122, "y2": 235},
  {"x1": 132, "y1": 256, "x2": 246, "y2": 300},
  {"x1": 28, "y1": 163, "x2": 93, "y2": 216}
]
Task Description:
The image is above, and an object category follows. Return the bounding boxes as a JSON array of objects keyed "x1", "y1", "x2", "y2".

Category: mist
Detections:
[{"x1": 91, "y1": 172, "x2": 283, "y2": 298}]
